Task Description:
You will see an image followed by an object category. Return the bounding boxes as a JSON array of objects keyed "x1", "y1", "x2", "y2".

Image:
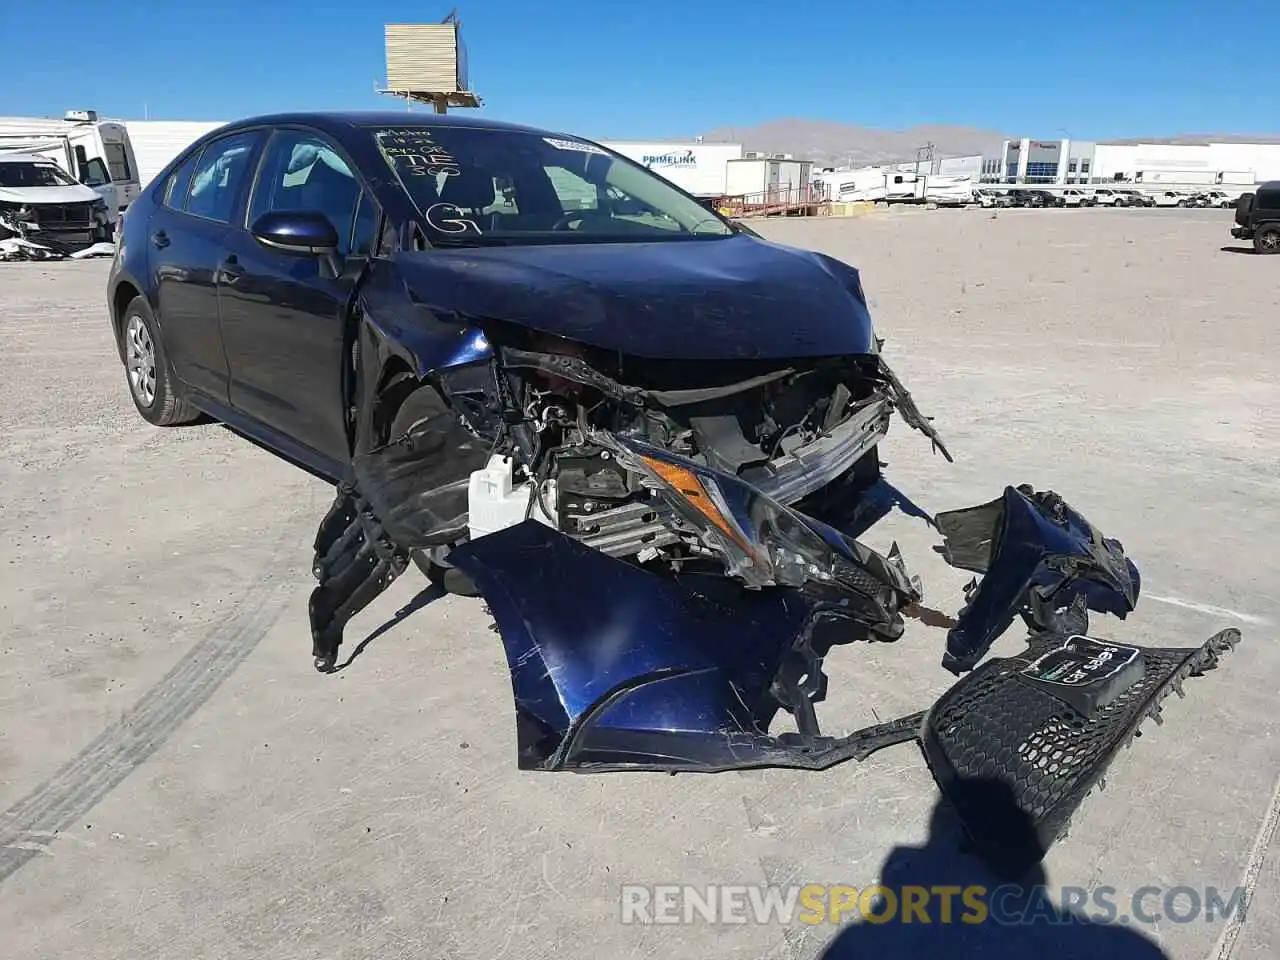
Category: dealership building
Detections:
[{"x1": 964, "y1": 137, "x2": 1280, "y2": 187}]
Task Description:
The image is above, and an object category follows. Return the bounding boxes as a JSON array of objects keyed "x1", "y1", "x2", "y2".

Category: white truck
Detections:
[
  {"x1": 0, "y1": 110, "x2": 140, "y2": 218},
  {"x1": 600, "y1": 141, "x2": 744, "y2": 198}
]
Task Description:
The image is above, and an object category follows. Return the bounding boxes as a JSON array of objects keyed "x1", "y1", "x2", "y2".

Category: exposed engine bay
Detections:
[
  {"x1": 462, "y1": 337, "x2": 942, "y2": 577},
  {"x1": 303, "y1": 324, "x2": 1238, "y2": 877}
]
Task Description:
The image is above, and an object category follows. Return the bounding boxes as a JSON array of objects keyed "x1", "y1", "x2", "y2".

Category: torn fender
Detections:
[{"x1": 936, "y1": 485, "x2": 1140, "y2": 674}]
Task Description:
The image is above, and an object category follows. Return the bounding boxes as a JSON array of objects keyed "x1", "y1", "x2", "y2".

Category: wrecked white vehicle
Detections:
[{"x1": 0, "y1": 154, "x2": 115, "y2": 260}]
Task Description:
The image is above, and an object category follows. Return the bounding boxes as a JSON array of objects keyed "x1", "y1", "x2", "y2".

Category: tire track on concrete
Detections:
[{"x1": 0, "y1": 507, "x2": 314, "y2": 883}]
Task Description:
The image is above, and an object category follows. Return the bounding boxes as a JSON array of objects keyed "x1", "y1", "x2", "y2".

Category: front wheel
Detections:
[
  {"x1": 1254, "y1": 227, "x2": 1280, "y2": 254},
  {"x1": 413, "y1": 552, "x2": 481, "y2": 596},
  {"x1": 386, "y1": 388, "x2": 483, "y2": 597},
  {"x1": 120, "y1": 296, "x2": 200, "y2": 426}
]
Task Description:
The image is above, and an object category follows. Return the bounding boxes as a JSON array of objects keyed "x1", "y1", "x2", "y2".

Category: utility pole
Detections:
[{"x1": 915, "y1": 142, "x2": 936, "y2": 177}]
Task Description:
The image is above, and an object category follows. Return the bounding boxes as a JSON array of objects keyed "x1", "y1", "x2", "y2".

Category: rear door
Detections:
[
  {"x1": 217, "y1": 127, "x2": 384, "y2": 465},
  {"x1": 148, "y1": 129, "x2": 264, "y2": 403}
]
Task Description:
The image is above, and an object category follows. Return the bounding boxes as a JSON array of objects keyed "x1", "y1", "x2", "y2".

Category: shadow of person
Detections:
[{"x1": 817, "y1": 777, "x2": 1170, "y2": 960}]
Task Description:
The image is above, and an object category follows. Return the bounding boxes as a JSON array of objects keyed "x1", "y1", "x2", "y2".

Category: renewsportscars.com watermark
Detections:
[{"x1": 620, "y1": 883, "x2": 1248, "y2": 927}]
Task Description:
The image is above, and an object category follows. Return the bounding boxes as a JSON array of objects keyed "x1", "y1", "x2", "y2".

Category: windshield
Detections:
[
  {"x1": 372, "y1": 125, "x2": 734, "y2": 245},
  {"x1": 0, "y1": 162, "x2": 77, "y2": 189}
]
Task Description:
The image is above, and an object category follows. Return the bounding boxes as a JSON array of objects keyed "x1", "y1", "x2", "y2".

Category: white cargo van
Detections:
[{"x1": 0, "y1": 110, "x2": 140, "y2": 217}]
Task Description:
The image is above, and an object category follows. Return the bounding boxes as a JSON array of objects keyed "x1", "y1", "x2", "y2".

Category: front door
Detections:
[
  {"x1": 150, "y1": 129, "x2": 263, "y2": 403},
  {"x1": 218, "y1": 128, "x2": 382, "y2": 465}
]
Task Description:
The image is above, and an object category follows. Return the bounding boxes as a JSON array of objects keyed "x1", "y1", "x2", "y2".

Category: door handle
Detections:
[
  {"x1": 217, "y1": 255, "x2": 245, "y2": 285},
  {"x1": 150, "y1": 230, "x2": 169, "y2": 249}
]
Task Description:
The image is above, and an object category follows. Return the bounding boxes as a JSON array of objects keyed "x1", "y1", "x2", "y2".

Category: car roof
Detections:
[
  {"x1": 214, "y1": 111, "x2": 567, "y2": 140},
  {"x1": 0, "y1": 153, "x2": 60, "y2": 164}
]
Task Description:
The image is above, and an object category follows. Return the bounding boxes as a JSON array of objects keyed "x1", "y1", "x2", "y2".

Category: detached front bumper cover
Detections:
[{"x1": 301, "y1": 407, "x2": 1237, "y2": 877}]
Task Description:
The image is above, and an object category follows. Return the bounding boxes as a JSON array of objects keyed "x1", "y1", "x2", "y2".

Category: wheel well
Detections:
[
  {"x1": 112, "y1": 281, "x2": 140, "y2": 345},
  {"x1": 371, "y1": 357, "x2": 425, "y2": 445}
]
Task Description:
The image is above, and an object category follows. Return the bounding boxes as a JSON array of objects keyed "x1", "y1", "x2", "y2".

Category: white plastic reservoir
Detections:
[{"x1": 467, "y1": 455, "x2": 558, "y2": 542}]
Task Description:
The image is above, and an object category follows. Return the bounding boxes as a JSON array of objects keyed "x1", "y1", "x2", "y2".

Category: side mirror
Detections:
[
  {"x1": 251, "y1": 210, "x2": 340, "y2": 256},
  {"x1": 251, "y1": 210, "x2": 344, "y2": 278}
]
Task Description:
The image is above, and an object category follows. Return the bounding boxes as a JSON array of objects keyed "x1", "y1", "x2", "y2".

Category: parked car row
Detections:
[{"x1": 973, "y1": 186, "x2": 1240, "y2": 209}]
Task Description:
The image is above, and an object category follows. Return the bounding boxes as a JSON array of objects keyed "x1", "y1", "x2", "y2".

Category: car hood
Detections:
[
  {"x1": 392, "y1": 233, "x2": 877, "y2": 360},
  {"x1": 0, "y1": 184, "x2": 100, "y2": 205}
]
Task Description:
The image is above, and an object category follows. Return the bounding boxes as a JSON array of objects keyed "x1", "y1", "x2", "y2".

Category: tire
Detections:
[
  {"x1": 388, "y1": 388, "x2": 482, "y2": 597},
  {"x1": 1254, "y1": 227, "x2": 1280, "y2": 255},
  {"x1": 419, "y1": 556, "x2": 481, "y2": 597},
  {"x1": 120, "y1": 296, "x2": 199, "y2": 426}
]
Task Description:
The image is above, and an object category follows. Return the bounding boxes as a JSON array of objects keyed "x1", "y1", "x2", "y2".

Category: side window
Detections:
[
  {"x1": 186, "y1": 131, "x2": 261, "y2": 223},
  {"x1": 103, "y1": 141, "x2": 132, "y2": 182},
  {"x1": 377, "y1": 217, "x2": 398, "y2": 257},
  {"x1": 350, "y1": 189, "x2": 381, "y2": 257},
  {"x1": 80, "y1": 157, "x2": 110, "y2": 187},
  {"x1": 1256, "y1": 188, "x2": 1280, "y2": 212},
  {"x1": 249, "y1": 131, "x2": 363, "y2": 255},
  {"x1": 164, "y1": 150, "x2": 202, "y2": 209},
  {"x1": 546, "y1": 166, "x2": 597, "y2": 212}
]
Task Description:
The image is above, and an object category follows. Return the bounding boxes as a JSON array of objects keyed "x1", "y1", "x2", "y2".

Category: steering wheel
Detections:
[{"x1": 552, "y1": 209, "x2": 597, "y2": 231}]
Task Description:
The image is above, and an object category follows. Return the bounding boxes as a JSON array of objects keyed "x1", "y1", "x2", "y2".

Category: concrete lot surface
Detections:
[{"x1": 0, "y1": 207, "x2": 1276, "y2": 960}]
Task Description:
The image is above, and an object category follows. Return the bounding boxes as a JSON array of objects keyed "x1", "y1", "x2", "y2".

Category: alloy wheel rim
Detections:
[
  {"x1": 125, "y1": 315, "x2": 157, "y2": 407},
  {"x1": 1263, "y1": 233, "x2": 1280, "y2": 251}
]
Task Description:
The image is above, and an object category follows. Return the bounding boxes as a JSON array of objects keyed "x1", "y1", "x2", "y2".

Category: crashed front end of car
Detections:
[
  {"x1": 304, "y1": 248, "x2": 1238, "y2": 876},
  {"x1": 0, "y1": 198, "x2": 114, "y2": 261}
]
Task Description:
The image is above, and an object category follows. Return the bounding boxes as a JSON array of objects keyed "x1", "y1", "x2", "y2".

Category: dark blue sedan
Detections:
[{"x1": 105, "y1": 114, "x2": 1227, "y2": 878}]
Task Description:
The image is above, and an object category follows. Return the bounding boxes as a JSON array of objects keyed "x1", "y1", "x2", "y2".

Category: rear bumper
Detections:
[{"x1": 1231, "y1": 226, "x2": 1253, "y2": 239}]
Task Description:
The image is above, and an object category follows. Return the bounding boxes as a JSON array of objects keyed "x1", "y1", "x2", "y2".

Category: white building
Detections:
[
  {"x1": 1091, "y1": 141, "x2": 1280, "y2": 186},
  {"x1": 978, "y1": 137, "x2": 1280, "y2": 187},
  {"x1": 986, "y1": 138, "x2": 1098, "y2": 184},
  {"x1": 725, "y1": 156, "x2": 813, "y2": 198}
]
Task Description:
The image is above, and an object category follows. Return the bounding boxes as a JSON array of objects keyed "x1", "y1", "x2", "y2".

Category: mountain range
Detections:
[
  {"x1": 696, "y1": 119, "x2": 1010, "y2": 168},
  {"x1": 692, "y1": 119, "x2": 1280, "y2": 168}
]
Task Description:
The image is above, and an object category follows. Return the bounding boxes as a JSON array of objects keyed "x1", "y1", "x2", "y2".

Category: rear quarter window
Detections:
[
  {"x1": 165, "y1": 150, "x2": 202, "y2": 209},
  {"x1": 1255, "y1": 188, "x2": 1280, "y2": 212}
]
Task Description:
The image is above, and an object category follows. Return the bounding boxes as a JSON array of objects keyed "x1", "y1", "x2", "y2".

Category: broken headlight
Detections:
[{"x1": 601, "y1": 434, "x2": 917, "y2": 637}]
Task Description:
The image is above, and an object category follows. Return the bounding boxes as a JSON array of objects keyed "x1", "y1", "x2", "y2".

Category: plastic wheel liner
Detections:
[{"x1": 307, "y1": 424, "x2": 1240, "y2": 876}]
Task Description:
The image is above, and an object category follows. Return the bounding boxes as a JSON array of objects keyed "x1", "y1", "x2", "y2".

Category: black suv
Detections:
[
  {"x1": 1005, "y1": 189, "x2": 1063, "y2": 208},
  {"x1": 1231, "y1": 181, "x2": 1280, "y2": 253}
]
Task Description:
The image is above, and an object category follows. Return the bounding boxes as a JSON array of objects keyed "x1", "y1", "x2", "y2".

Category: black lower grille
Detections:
[{"x1": 33, "y1": 203, "x2": 94, "y2": 230}]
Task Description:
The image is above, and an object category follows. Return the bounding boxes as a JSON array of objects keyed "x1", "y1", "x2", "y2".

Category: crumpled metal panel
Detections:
[
  {"x1": 448, "y1": 519, "x2": 923, "y2": 772},
  {"x1": 936, "y1": 485, "x2": 1140, "y2": 673}
]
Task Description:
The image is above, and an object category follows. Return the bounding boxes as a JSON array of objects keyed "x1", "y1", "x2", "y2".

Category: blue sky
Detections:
[{"x1": 1, "y1": 0, "x2": 1276, "y2": 140}]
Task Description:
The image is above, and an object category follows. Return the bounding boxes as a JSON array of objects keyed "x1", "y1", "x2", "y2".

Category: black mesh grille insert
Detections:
[{"x1": 920, "y1": 628, "x2": 1239, "y2": 878}]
